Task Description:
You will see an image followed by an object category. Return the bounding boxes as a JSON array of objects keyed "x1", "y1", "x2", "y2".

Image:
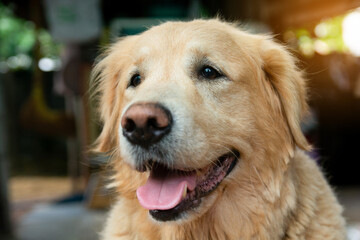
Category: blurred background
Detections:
[{"x1": 1, "y1": 0, "x2": 360, "y2": 239}]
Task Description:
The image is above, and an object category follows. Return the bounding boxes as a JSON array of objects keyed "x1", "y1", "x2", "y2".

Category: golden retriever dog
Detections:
[{"x1": 92, "y1": 19, "x2": 346, "y2": 239}]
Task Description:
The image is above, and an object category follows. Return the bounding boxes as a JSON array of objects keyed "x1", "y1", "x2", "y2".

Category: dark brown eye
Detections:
[
  {"x1": 200, "y1": 66, "x2": 222, "y2": 80},
  {"x1": 129, "y1": 74, "x2": 141, "y2": 88}
]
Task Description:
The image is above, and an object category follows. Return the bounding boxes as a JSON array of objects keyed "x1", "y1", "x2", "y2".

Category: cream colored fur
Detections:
[{"x1": 92, "y1": 19, "x2": 346, "y2": 240}]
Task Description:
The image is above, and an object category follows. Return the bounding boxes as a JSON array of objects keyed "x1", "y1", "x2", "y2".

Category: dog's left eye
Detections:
[
  {"x1": 129, "y1": 74, "x2": 142, "y2": 88},
  {"x1": 200, "y1": 66, "x2": 222, "y2": 80}
]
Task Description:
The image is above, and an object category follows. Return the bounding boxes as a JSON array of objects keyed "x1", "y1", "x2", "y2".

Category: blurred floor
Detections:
[
  {"x1": 337, "y1": 188, "x2": 360, "y2": 240},
  {"x1": 10, "y1": 177, "x2": 73, "y2": 202},
  {"x1": 337, "y1": 187, "x2": 360, "y2": 223},
  {"x1": 10, "y1": 177, "x2": 74, "y2": 223},
  {"x1": 8, "y1": 177, "x2": 360, "y2": 240},
  {"x1": 9, "y1": 176, "x2": 107, "y2": 240},
  {"x1": 15, "y1": 202, "x2": 106, "y2": 240}
]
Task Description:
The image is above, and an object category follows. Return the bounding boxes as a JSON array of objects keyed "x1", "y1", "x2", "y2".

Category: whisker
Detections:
[{"x1": 252, "y1": 165, "x2": 270, "y2": 200}]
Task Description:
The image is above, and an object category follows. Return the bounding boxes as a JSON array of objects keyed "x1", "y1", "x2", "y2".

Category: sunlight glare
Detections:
[{"x1": 342, "y1": 9, "x2": 360, "y2": 56}]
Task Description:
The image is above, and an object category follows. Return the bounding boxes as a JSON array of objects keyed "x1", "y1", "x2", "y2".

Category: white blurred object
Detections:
[
  {"x1": 38, "y1": 57, "x2": 61, "y2": 72},
  {"x1": 348, "y1": 224, "x2": 360, "y2": 240},
  {"x1": 343, "y1": 9, "x2": 360, "y2": 56},
  {"x1": 43, "y1": 0, "x2": 102, "y2": 43}
]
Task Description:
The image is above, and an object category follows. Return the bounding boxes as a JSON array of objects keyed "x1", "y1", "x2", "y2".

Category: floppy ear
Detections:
[
  {"x1": 260, "y1": 38, "x2": 311, "y2": 154},
  {"x1": 90, "y1": 36, "x2": 136, "y2": 153}
]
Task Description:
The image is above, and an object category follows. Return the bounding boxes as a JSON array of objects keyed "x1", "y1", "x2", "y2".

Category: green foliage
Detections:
[
  {"x1": 0, "y1": 3, "x2": 61, "y2": 71},
  {"x1": 0, "y1": 3, "x2": 36, "y2": 60},
  {"x1": 316, "y1": 16, "x2": 347, "y2": 52},
  {"x1": 285, "y1": 15, "x2": 348, "y2": 57},
  {"x1": 38, "y1": 30, "x2": 62, "y2": 58}
]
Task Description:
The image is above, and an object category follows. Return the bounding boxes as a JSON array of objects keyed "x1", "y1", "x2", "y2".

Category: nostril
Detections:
[
  {"x1": 147, "y1": 117, "x2": 161, "y2": 129},
  {"x1": 124, "y1": 118, "x2": 136, "y2": 132}
]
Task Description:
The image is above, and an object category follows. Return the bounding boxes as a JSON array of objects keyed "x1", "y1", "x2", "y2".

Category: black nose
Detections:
[{"x1": 121, "y1": 103, "x2": 172, "y2": 148}]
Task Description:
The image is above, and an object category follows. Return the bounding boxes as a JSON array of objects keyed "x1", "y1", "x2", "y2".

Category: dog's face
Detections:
[{"x1": 93, "y1": 20, "x2": 309, "y2": 223}]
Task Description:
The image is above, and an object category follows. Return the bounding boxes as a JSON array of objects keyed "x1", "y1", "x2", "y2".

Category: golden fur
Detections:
[{"x1": 92, "y1": 19, "x2": 346, "y2": 240}]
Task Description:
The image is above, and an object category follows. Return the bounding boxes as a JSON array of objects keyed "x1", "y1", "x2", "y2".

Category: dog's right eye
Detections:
[
  {"x1": 129, "y1": 74, "x2": 141, "y2": 88},
  {"x1": 199, "y1": 66, "x2": 222, "y2": 80}
]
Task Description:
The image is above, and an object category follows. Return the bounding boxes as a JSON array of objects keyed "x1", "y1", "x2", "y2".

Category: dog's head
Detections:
[{"x1": 92, "y1": 19, "x2": 309, "y2": 223}]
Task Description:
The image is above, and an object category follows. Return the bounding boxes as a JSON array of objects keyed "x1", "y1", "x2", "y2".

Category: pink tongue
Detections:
[{"x1": 136, "y1": 171, "x2": 196, "y2": 210}]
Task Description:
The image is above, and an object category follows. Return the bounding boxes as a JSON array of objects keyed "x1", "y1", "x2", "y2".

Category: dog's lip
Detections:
[
  {"x1": 138, "y1": 150, "x2": 239, "y2": 174},
  {"x1": 140, "y1": 150, "x2": 240, "y2": 221}
]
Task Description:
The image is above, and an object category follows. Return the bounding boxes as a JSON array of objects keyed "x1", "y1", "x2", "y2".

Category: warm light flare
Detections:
[{"x1": 342, "y1": 9, "x2": 360, "y2": 56}]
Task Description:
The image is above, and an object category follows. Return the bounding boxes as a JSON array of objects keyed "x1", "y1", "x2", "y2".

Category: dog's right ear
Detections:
[{"x1": 90, "y1": 36, "x2": 137, "y2": 153}]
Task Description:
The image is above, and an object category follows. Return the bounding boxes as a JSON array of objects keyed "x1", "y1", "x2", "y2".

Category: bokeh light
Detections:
[{"x1": 342, "y1": 9, "x2": 360, "y2": 56}]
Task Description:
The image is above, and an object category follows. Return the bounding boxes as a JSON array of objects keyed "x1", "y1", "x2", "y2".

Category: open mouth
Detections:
[{"x1": 136, "y1": 150, "x2": 240, "y2": 221}]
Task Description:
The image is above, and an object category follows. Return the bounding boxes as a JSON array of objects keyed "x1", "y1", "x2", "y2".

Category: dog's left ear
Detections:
[{"x1": 260, "y1": 38, "x2": 311, "y2": 154}]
